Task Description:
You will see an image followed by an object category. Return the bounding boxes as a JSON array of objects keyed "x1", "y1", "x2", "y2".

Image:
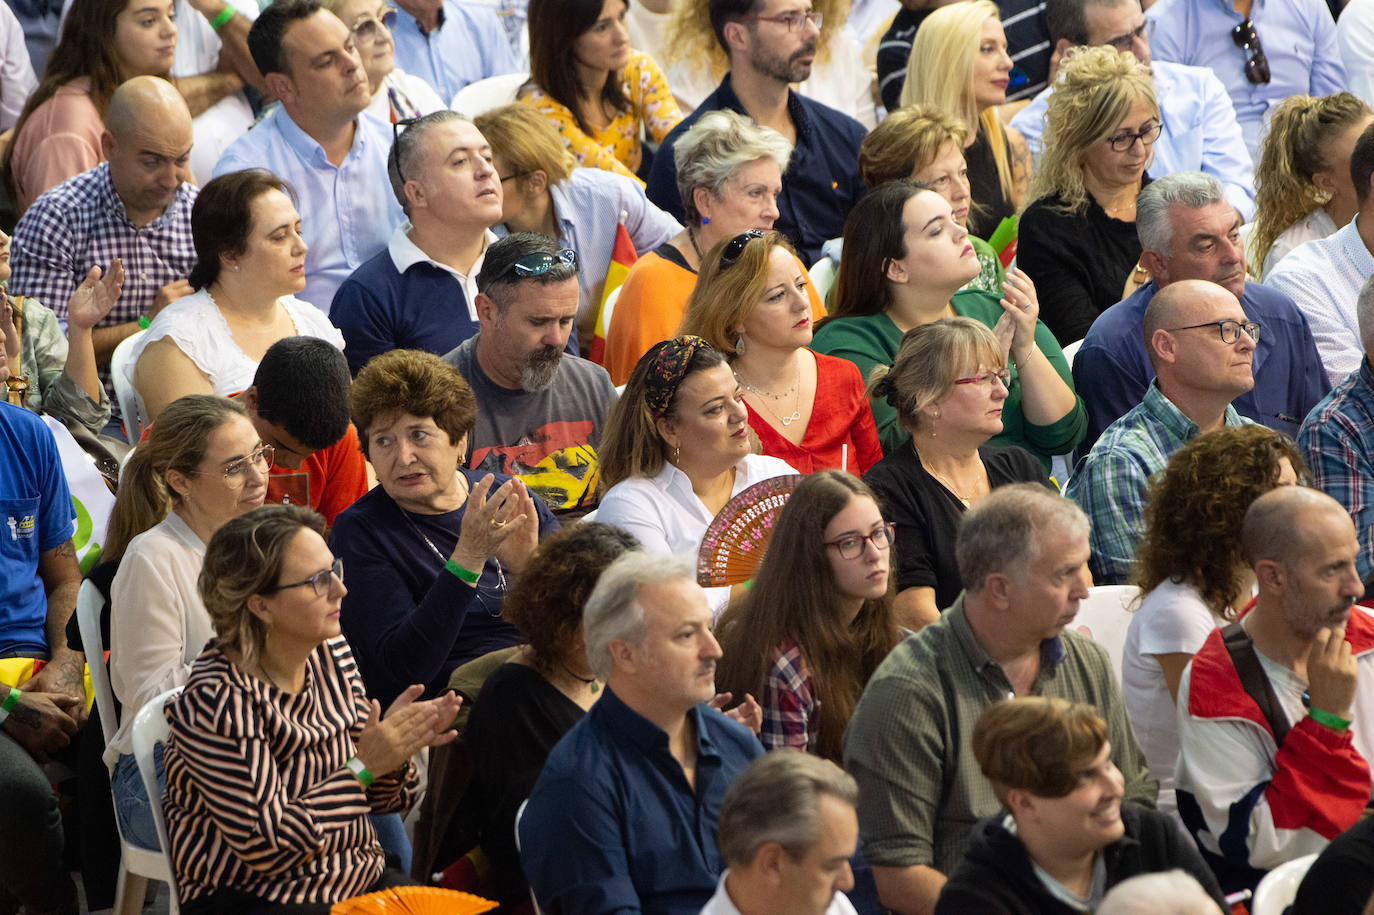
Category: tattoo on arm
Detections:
[{"x1": 53, "y1": 541, "x2": 76, "y2": 560}]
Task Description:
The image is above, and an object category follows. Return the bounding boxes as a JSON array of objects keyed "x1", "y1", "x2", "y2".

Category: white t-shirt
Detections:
[{"x1": 1121, "y1": 578, "x2": 1225, "y2": 815}]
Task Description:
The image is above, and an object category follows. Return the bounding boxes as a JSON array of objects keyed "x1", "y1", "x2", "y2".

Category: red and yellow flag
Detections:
[{"x1": 588, "y1": 220, "x2": 638, "y2": 365}]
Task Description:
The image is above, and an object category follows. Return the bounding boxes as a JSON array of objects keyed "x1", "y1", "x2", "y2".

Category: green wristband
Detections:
[
  {"x1": 208, "y1": 5, "x2": 234, "y2": 30},
  {"x1": 345, "y1": 756, "x2": 375, "y2": 787},
  {"x1": 1, "y1": 687, "x2": 20, "y2": 712},
  {"x1": 137, "y1": 314, "x2": 150, "y2": 330},
  {"x1": 1308, "y1": 707, "x2": 1351, "y2": 732},
  {"x1": 444, "y1": 558, "x2": 480, "y2": 584}
]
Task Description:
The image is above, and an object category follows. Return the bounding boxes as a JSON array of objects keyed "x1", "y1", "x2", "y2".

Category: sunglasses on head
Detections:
[
  {"x1": 719, "y1": 229, "x2": 766, "y2": 271},
  {"x1": 480, "y1": 249, "x2": 578, "y2": 294}
]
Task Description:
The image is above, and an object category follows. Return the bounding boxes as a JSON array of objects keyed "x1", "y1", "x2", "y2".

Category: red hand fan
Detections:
[{"x1": 697, "y1": 475, "x2": 805, "y2": 587}]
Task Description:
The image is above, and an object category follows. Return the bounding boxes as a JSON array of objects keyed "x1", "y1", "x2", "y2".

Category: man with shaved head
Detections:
[
  {"x1": 9, "y1": 75, "x2": 197, "y2": 436},
  {"x1": 1175, "y1": 487, "x2": 1373, "y2": 897},
  {"x1": 1065, "y1": 278, "x2": 1256, "y2": 583}
]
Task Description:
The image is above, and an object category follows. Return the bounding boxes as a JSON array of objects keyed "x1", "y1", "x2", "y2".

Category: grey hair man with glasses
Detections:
[
  {"x1": 1009, "y1": 0, "x2": 1254, "y2": 217},
  {"x1": 1065, "y1": 278, "x2": 1258, "y2": 584},
  {"x1": 1071, "y1": 171, "x2": 1328, "y2": 456}
]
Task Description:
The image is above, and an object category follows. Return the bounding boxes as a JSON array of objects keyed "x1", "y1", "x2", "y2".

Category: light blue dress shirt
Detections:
[
  {"x1": 1145, "y1": 0, "x2": 1343, "y2": 160},
  {"x1": 389, "y1": 0, "x2": 520, "y2": 102},
  {"x1": 1011, "y1": 59, "x2": 1256, "y2": 219},
  {"x1": 212, "y1": 106, "x2": 403, "y2": 314}
]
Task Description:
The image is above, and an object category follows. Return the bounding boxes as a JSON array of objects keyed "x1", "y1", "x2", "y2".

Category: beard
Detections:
[
  {"x1": 754, "y1": 40, "x2": 816, "y2": 84},
  {"x1": 521, "y1": 345, "x2": 563, "y2": 391}
]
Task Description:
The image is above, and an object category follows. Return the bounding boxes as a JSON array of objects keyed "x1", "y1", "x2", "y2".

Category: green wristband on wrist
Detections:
[
  {"x1": 137, "y1": 314, "x2": 150, "y2": 330},
  {"x1": 345, "y1": 756, "x2": 375, "y2": 787},
  {"x1": 444, "y1": 558, "x2": 480, "y2": 584},
  {"x1": 0, "y1": 687, "x2": 21, "y2": 725},
  {"x1": 208, "y1": 5, "x2": 234, "y2": 30},
  {"x1": 1308, "y1": 707, "x2": 1351, "y2": 732}
]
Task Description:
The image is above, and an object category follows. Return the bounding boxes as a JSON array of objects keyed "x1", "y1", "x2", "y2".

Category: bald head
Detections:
[
  {"x1": 1242, "y1": 487, "x2": 1350, "y2": 570},
  {"x1": 104, "y1": 76, "x2": 192, "y2": 142},
  {"x1": 1142, "y1": 280, "x2": 1231, "y2": 355},
  {"x1": 101, "y1": 77, "x2": 194, "y2": 225}
]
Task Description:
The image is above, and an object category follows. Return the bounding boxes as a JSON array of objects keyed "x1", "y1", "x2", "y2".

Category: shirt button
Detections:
[{"x1": 140, "y1": 272, "x2": 148, "y2": 279}]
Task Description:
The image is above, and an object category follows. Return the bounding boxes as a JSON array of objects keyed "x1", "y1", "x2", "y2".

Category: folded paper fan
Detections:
[
  {"x1": 330, "y1": 886, "x2": 498, "y2": 915},
  {"x1": 697, "y1": 475, "x2": 805, "y2": 587}
]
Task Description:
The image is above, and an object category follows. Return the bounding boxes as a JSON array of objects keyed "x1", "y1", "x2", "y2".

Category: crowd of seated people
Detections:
[{"x1": 10, "y1": 0, "x2": 1374, "y2": 912}]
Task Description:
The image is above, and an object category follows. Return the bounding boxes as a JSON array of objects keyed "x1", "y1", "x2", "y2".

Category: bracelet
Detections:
[
  {"x1": 0, "y1": 687, "x2": 21, "y2": 726},
  {"x1": 1013, "y1": 342, "x2": 1038, "y2": 368},
  {"x1": 208, "y1": 5, "x2": 234, "y2": 30},
  {"x1": 444, "y1": 558, "x2": 480, "y2": 584},
  {"x1": 345, "y1": 756, "x2": 375, "y2": 787},
  {"x1": 137, "y1": 314, "x2": 150, "y2": 330},
  {"x1": 1308, "y1": 707, "x2": 1351, "y2": 732}
]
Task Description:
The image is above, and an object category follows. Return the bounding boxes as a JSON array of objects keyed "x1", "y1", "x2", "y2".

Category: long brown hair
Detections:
[
  {"x1": 526, "y1": 0, "x2": 630, "y2": 136},
  {"x1": 715, "y1": 471, "x2": 902, "y2": 762}
]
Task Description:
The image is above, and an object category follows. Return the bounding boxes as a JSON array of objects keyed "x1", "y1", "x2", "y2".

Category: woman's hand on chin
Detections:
[{"x1": 451, "y1": 474, "x2": 540, "y2": 574}]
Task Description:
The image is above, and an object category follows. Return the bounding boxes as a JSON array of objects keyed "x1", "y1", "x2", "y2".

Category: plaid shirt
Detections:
[
  {"x1": 8, "y1": 163, "x2": 197, "y2": 418},
  {"x1": 760, "y1": 637, "x2": 816, "y2": 753},
  {"x1": 1064, "y1": 382, "x2": 1249, "y2": 584},
  {"x1": 1300, "y1": 359, "x2": 1374, "y2": 583}
]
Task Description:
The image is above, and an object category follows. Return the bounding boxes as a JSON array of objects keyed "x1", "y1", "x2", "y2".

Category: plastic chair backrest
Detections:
[
  {"x1": 1060, "y1": 338, "x2": 1084, "y2": 369},
  {"x1": 76, "y1": 579, "x2": 117, "y2": 747},
  {"x1": 1070, "y1": 585, "x2": 1139, "y2": 681},
  {"x1": 110, "y1": 329, "x2": 149, "y2": 440},
  {"x1": 131, "y1": 688, "x2": 182, "y2": 902},
  {"x1": 451, "y1": 72, "x2": 528, "y2": 118},
  {"x1": 1251, "y1": 853, "x2": 1319, "y2": 915}
]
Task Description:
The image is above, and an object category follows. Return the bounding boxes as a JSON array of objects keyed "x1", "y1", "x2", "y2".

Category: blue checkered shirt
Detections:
[
  {"x1": 9, "y1": 163, "x2": 197, "y2": 419},
  {"x1": 1300, "y1": 359, "x2": 1374, "y2": 584}
]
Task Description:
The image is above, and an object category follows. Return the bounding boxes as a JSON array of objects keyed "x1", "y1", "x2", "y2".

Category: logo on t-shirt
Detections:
[{"x1": 6, "y1": 513, "x2": 35, "y2": 541}]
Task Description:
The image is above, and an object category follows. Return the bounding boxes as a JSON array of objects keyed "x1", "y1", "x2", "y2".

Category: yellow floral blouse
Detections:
[{"x1": 519, "y1": 50, "x2": 683, "y2": 185}]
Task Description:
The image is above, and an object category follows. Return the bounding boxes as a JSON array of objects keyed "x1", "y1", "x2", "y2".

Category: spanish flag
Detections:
[{"x1": 588, "y1": 216, "x2": 638, "y2": 365}]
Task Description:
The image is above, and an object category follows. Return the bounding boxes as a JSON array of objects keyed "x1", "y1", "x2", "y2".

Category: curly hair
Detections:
[
  {"x1": 502, "y1": 523, "x2": 640, "y2": 675},
  {"x1": 1250, "y1": 93, "x2": 1372, "y2": 279},
  {"x1": 350, "y1": 349, "x2": 478, "y2": 459},
  {"x1": 1030, "y1": 45, "x2": 1157, "y2": 216},
  {"x1": 663, "y1": 0, "x2": 847, "y2": 78},
  {"x1": 858, "y1": 105, "x2": 969, "y2": 189},
  {"x1": 1132, "y1": 425, "x2": 1308, "y2": 617}
]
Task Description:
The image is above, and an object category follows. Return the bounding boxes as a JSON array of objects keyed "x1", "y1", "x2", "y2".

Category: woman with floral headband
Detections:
[{"x1": 596, "y1": 335, "x2": 797, "y2": 612}]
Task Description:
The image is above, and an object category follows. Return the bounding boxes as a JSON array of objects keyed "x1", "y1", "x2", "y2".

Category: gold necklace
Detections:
[{"x1": 919, "y1": 447, "x2": 988, "y2": 507}]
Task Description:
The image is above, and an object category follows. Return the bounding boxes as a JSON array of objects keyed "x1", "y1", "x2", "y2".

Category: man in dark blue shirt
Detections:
[
  {"x1": 519, "y1": 553, "x2": 764, "y2": 914},
  {"x1": 1073, "y1": 172, "x2": 1329, "y2": 454},
  {"x1": 645, "y1": 0, "x2": 865, "y2": 265}
]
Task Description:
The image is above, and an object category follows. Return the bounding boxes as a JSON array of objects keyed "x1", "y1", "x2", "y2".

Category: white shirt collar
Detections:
[{"x1": 387, "y1": 223, "x2": 498, "y2": 320}]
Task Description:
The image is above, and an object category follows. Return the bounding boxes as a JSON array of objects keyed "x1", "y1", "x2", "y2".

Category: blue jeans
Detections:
[
  {"x1": 112, "y1": 747, "x2": 164, "y2": 851},
  {"x1": 370, "y1": 812, "x2": 412, "y2": 875}
]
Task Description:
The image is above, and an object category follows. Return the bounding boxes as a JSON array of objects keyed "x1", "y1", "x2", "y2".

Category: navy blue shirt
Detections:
[
  {"x1": 645, "y1": 74, "x2": 865, "y2": 266},
  {"x1": 1073, "y1": 280, "x2": 1331, "y2": 455},
  {"x1": 329, "y1": 468, "x2": 560, "y2": 707},
  {"x1": 519, "y1": 686, "x2": 764, "y2": 915}
]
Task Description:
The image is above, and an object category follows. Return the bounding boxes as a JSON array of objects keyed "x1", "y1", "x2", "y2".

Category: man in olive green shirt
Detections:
[{"x1": 843, "y1": 484, "x2": 1155, "y2": 915}]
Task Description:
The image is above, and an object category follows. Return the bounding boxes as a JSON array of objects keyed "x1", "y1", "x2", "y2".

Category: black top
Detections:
[
  {"x1": 461, "y1": 662, "x2": 585, "y2": 906},
  {"x1": 863, "y1": 444, "x2": 1048, "y2": 610},
  {"x1": 1017, "y1": 181, "x2": 1150, "y2": 345},
  {"x1": 966, "y1": 128, "x2": 1015, "y2": 241},
  {"x1": 935, "y1": 803, "x2": 1227, "y2": 914},
  {"x1": 1292, "y1": 813, "x2": 1374, "y2": 915}
]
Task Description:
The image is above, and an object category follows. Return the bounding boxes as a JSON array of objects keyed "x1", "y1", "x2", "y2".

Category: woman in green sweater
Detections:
[{"x1": 813, "y1": 179, "x2": 1085, "y2": 467}]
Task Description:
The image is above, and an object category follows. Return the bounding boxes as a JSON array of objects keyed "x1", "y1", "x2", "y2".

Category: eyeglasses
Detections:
[
  {"x1": 1105, "y1": 121, "x2": 1162, "y2": 152},
  {"x1": 499, "y1": 171, "x2": 530, "y2": 184},
  {"x1": 1104, "y1": 18, "x2": 1152, "y2": 53},
  {"x1": 189, "y1": 444, "x2": 274, "y2": 486},
  {"x1": 480, "y1": 249, "x2": 578, "y2": 294},
  {"x1": 261, "y1": 557, "x2": 344, "y2": 599},
  {"x1": 735, "y1": 9, "x2": 822, "y2": 31},
  {"x1": 953, "y1": 369, "x2": 1011, "y2": 389},
  {"x1": 719, "y1": 229, "x2": 765, "y2": 271},
  {"x1": 1231, "y1": 19, "x2": 1270, "y2": 85},
  {"x1": 824, "y1": 523, "x2": 896, "y2": 560},
  {"x1": 1166, "y1": 319, "x2": 1261, "y2": 344},
  {"x1": 350, "y1": 5, "x2": 395, "y2": 42}
]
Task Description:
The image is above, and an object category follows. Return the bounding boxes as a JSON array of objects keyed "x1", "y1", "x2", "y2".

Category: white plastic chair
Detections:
[
  {"x1": 599, "y1": 285, "x2": 623, "y2": 349},
  {"x1": 808, "y1": 256, "x2": 838, "y2": 306},
  {"x1": 131, "y1": 689, "x2": 183, "y2": 913},
  {"x1": 1250, "y1": 852, "x2": 1318, "y2": 915},
  {"x1": 514, "y1": 798, "x2": 544, "y2": 915},
  {"x1": 1060, "y1": 338, "x2": 1084, "y2": 369},
  {"x1": 450, "y1": 72, "x2": 528, "y2": 117},
  {"x1": 77, "y1": 581, "x2": 179, "y2": 915},
  {"x1": 1070, "y1": 585, "x2": 1138, "y2": 681},
  {"x1": 110, "y1": 329, "x2": 149, "y2": 441}
]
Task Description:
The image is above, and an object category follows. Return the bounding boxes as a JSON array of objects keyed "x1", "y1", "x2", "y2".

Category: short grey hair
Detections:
[
  {"x1": 1357, "y1": 274, "x2": 1374, "y2": 352},
  {"x1": 583, "y1": 552, "x2": 695, "y2": 681},
  {"x1": 1135, "y1": 172, "x2": 1227, "y2": 258},
  {"x1": 956, "y1": 484, "x2": 1091, "y2": 592},
  {"x1": 388, "y1": 109, "x2": 467, "y2": 216},
  {"x1": 674, "y1": 109, "x2": 793, "y2": 227},
  {"x1": 717, "y1": 751, "x2": 858, "y2": 867},
  {"x1": 1097, "y1": 871, "x2": 1223, "y2": 915}
]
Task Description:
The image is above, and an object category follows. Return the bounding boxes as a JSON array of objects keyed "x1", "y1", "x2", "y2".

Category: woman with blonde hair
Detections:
[
  {"x1": 898, "y1": 0, "x2": 1029, "y2": 240},
  {"x1": 473, "y1": 103, "x2": 680, "y2": 340},
  {"x1": 679, "y1": 229, "x2": 881, "y2": 473},
  {"x1": 859, "y1": 104, "x2": 1006, "y2": 293},
  {"x1": 862, "y1": 317, "x2": 1050, "y2": 628},
  {"x1": 1018, "y1": 46, "x2": 1159, "y2": 343},
  {"x1": 1248, "y1": 92, "x2": 1374, "y2": 280}
]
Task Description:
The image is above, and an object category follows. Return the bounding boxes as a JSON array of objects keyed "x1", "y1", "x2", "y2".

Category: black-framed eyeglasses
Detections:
[
  {"x1": 719, "y1": 229, "x2": 765, "y2": 271},
  {"x1": 480, "y1": 249, "x2": 578, "y2": 294},
  {"x1": 1106, "y1": 121, "x2": 1162, "y2": 152},
  {"x1": 824, "y1": 523, "x2": 896, "y2": 560},
  {"x1": 1166, "y1": 319, "x2": 1261, "y2": 344},
  {"x1": 262, "y1": 557, "x2": 343, "y2": 598},
  {"x1": 499, "y1": 171, "x2": 530, "y2": 184},
  {"x1": 390, "y1": 116, "x2": 423, "y2": 182},
  {"x1": 1231, "y1": 19, "x2": 1270, "y2": 85},
  {"x1": 1104, "y1": 18, "x2": 1152, "y2": 53},
  {"x1": 350, "y1": 4, "x2": 395, "y2": 42},
  {"x1": 188, "y1": 443, "x2": 274, "y2": 487},
  {"x1": 735, "y1": 10, "x2": 822, "y2": 31}
]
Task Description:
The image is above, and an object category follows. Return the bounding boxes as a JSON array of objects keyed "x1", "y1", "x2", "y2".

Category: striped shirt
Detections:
[{"x1": 163, "y1": 637, "x2": 417, "y2": 906}]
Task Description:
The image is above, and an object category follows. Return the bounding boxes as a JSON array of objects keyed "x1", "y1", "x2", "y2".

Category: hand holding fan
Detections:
[
  {"x1": 697, "y1": 475, "x2": 804, "y2": 587},
  {"x1": 330, "y1": 886, "x2": 498, "y2": 914}
]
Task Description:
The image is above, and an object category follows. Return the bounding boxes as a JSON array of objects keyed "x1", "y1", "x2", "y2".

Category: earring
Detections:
[
  {"x1": 673, "y1": 445, "x2": 681, "y2": 463},
  {"x1": 735, "y1": 334, "x2": 746, "y2": 356},
  {"x1": 701, "y1": 216, "x2": 710, "y2": 225},
  {"x1": 929, "y1": 408, "x2": 940, "y2": 439}
]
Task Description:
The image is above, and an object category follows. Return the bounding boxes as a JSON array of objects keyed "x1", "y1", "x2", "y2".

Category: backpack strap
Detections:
[{"x1": 1221, "y1": 620, "x2": 1291, "y2": 746}]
